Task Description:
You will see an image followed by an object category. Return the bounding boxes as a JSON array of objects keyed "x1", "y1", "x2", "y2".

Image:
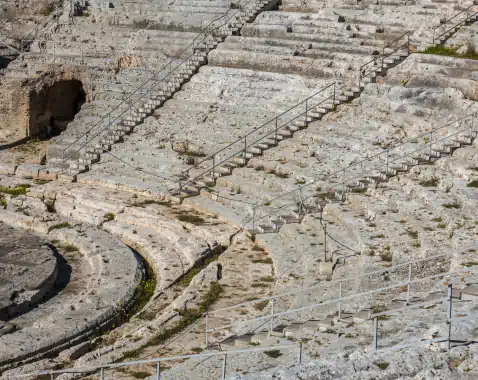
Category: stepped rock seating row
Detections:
[{"x1": 0, "y1": 0, "x2": 478, "y2": 377}]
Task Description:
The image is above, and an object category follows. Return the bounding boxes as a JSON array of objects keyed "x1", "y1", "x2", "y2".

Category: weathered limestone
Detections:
[
  {"x1": 0, "y1": 222, "x2": 57, "y2": 321},
  {"x1": 0, "y1": 191, "x2": 142, "y2": 368}
]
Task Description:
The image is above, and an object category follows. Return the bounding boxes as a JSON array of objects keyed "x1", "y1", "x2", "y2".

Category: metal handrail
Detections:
[
  {"x1": 207, "y1": 253, "x2": 448, "y2": 315},
  {"x1": 432, "y1": 4, "x2": 477, "y2": 45},
  {"x1": 178, "y1": 82, "x2": 340, "y2": 191},
  {"x1": 15, "y1": 344, "x2": 301, "y2": 379},
  {"x1": 245, "y1": 109, "x2": 477, "y2": 227},
  {"x1": 248, "y1": 122, "x2": 475, "y2": 228},
  {"x1": 208, "y1": 271, "x2": 460, "y2": 332},
  {"x1": 358, "y1": 31, "x2": 410, "y2": 88},
  {"x1": 60, "y1": 0, "x2": 259, "y2": 163}
]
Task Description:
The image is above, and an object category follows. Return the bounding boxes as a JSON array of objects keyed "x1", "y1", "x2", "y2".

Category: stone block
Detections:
[
  {"x1": 15, "y1": 164, "x2": 42, "y2": 179},
  {"x1": 319, "y1": 261, "x2": 333, "y2": 275},
  {"x1": 0, "y1": 163, "x2": 17, "y2": 175},
  {"x1": 38, "y1": 167, "x2": 62, "y2": 181}
]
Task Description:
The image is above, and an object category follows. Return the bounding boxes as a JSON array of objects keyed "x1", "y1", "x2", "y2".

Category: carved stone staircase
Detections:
[{"x1": 57, "y1": 0, "x2": 278, "y2": 182}]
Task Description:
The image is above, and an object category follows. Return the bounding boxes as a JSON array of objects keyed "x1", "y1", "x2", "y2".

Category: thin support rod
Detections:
[
  {"x1": 447, "y1": 284, "x2": 453, "y2": 351},
  {"x1": 372, "y1": 317, "x2": 378, "y2": 352},
  {"x1": 221, "y1": 354, "x2": 227, "y2": 380},
  {"x1": 156, "y1": 361, "x2": 161, "y2": 380},
  {"x1": 406, "y1": 263, "x2": 412, "y2": 304},
  {"x1": 205, "y1": 313, "x2": 209, "y2": 347}
]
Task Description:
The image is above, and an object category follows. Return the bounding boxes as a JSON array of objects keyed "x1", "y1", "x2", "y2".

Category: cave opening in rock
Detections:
[{"x1": 29, "y1": 79, "x2": 86, "y2": 138}]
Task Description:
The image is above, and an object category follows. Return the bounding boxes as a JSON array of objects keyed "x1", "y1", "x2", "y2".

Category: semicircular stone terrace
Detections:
[{"x1": 0, "y1": 207, "x2": 143, "y2": 369}]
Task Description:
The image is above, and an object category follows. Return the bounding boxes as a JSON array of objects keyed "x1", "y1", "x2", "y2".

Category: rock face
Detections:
[{"x1": 0, "y1": 222, "x2": 57, "y2": 321}]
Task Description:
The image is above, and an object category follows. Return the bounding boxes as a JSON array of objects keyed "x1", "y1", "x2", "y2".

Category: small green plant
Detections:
[
  {"x1": 191, "y1": 347, "x2": 202, "y2": 353},
  {"x1": 263, "y1": 201, "x2": 271, "y2": 206},
  {"x1": 259, "y1": 276, "x2": 275, "y2": 283},
  {"x1": 264, "y1": 350, "x2": 282, "y2": 358},
  {"x1": 419, "y1": 178, "x2": 438, "y2": 187},
  {"x1": 48, "y1": 222, "x2": 72, "y2": 233},
  {"x1": 252, "y1": 257, "x2": 273, "y2": 264},
  {"x1": 316, "y1": 185, "x2": 322, "y2": 192},
  {"x1": 63, "y1": 244, "x2": 79, "y2": 252},
  {"x1": 376, "y1": 361, "x2": 389, "y2": 370},
  {"x1": 254, "y1": 165, "x2": 265, "y2": 171},
  {"x1": 406, "y1": 229, "x2": 419, "y2": 239},
  {"x1": 104, "y1": 212, "x2": 115, "y2": 221},
  {"x1": 176, "y1": 213, "x2": 205, "y2": 225},
  {"x1": 442, "y1": 202, "x2": 461, "y2": 209},
  {"x1": 344, "y1": 333, "x2": 356, "y2": 338},
  {"x1": 129, "y1": 371, "x2": 151, "y2": 379},
  {"x1": 250, "y1": 341, "x2": 260, "y2": 346},
  {"x1": 371, "y1": 304, "x2": 387, "y2": 314},
  {"x1": 253, "y1": 300, "x2": 270, "y2": 311},
  {"x1": 275, "y1": 171, "x2": 290, "y2": 179},
  {"x1": 295, "y1": 179, "x2": 306, "y2": 185},
  {"x1": 372, "y1": 234, "x2": 386, "y2": 239},
  {"x1": 463, "y1": 261, "x2": 478, "y2": 267},
  {"x1": 437, "y1": 222, "x2": 447, "y2": 229},
  {"x1": 0, "y1": 184, "x2": 30, "y2": 197},
  {"x1": 412, "y1": 240, "x2": 421, "y2": 248},
  {"x1": 0, "y1": 197, "x2": 6, "y2": 209},
  {"x1": 466, "y1": 180, "x2": 478, "y2": 188}
]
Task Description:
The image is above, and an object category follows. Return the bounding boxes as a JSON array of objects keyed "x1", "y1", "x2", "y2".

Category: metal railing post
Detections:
[
  {"x1": 406, "y1": 263, "x2": 412, "y2": 304},
  {"x1": 270, "y1": 298, "x2": 275, "y2": 332},
  {"x1": 252, "y1": 207, "x2": 256, "y2": 234},
  {"x1": 305, "y1": 98, "x2": 308, "y2": 120},
  {"x1": 372, "y1": 316, "x2": 378, "y2": 352},
  {"x1": 338, "y1": 281, "x2": 342, "y2": 319},
  {"x1": 447, "y1": 284, "x2": 453, "y2": 351},
  {"x1": 81, "y1": 41, "x2": 84, "y2": 64},
  {"x1": 53, "y1": 41, "x2": 56, "y2": 63},
  {"x1": 429, "y1": 130, "x2": 433, "y2": 158},
  {"x1": 100, "y1": 367, "x2": 104, "y2": 380},
  {"x1": 342, "y1": 168, "x2": 345, "y2": 193},
  {"x1": 205, "y1": 313, "x2": 209, "y2": 347},
  {"x1": 156, "y1": 361, "x2": 161, "y2": 380},
  {"x1": 273, "y1": 117, "x2": 278, "y2": 143},
  {"x1": 298, "y1": 342, "x2": 303, "y2": 364},
  {"x1": 221, "y1": 354, "x2": 227, "y2": 380},
  {"x1": 432, "y1": 29, "x2": 435, "y2": 45},
  {"x1": 386, "y1": 149, "x2": 389, "y2": 175},
  {"x1": 212, "y1": 154, "x2": 215, "y2": 180},
  {"x1": 244, "y1": 136, "x2": 247, "y2": 157},
  {"x1": 50, "y1": 373, "x2": 54, "y2": 380},
  {"x1": 333, "y1": 83, "x2": 336, "y2": 105}
]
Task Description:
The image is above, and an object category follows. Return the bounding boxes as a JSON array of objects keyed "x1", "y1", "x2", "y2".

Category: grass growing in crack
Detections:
[
  {"x1": 253, "y1": 300, "x2": 270, "y2": 311},
  {"x1": 372, "y1": 234, "x2": 386, "y2": 239},
  {"x1": 462, "y1": 261, "x2": 478, "y2": 267},
  {"x1": 422, "y1": 45, "x2": 478, "y2": 60},
  {"x1": 123, "y1": 282, "x2": 222, "y2": 360},
  {"x1": 295, "y1": 179, "x2": 306, "y2": 185},
  {"x1": 264, "y1": 350, "x2": 282, "y2": 358},
  {"x1": 48, "y1": 222, "x2": 72, "y2": 233},
  {"x1": 437, "y1": 222, "x2": 447, "y2": 229},
  {"x1": 63, "y1": 244, "x2": 79, "y2": 252},
  {"x1": 129, "y1": 371, "x2": 151, "y2": 379},
  {"x1": 175, "y1": 212, "x2": 205, "y2": 225},
  {"x1": 259, "y1": 276, "x2": 275, "y2": 283},
  {"x1": 177, "y1": 253, "x2": 221, "y2": 288},
  {"x1": 104, "y1": 212, "x2": 115, "y2": 221},
  {"x1": 412, "y1": 240, "x2": 421, "y2": 248},
  {"x1": 432, "y1": 217, "x2": 443, "y2": 223},
  {"x1": 442, "y1": 202, "x2": 461, "y2": 209},
  {"x1": 251, "y1": 257, "x2": 273, "y2": 264},
  {"x1": 406, "y1": 229, "x2": 419, "y2": 239},
  {"x1": 0, "y1": 196, "x2": 6, "y2": 209},
  {"x1": 0, "y1": 184, "x2": 30, "y2": 197}
]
